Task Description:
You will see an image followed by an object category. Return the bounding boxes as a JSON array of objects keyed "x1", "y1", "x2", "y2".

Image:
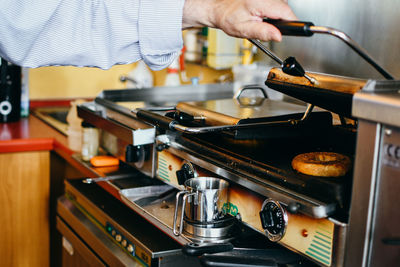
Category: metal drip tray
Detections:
[
  {"x1": 119, "y1": 186, "x2": 191, "y2": 244},
  {"x1": 120, "y1": 185, "x2": 174, "y2": 204}
]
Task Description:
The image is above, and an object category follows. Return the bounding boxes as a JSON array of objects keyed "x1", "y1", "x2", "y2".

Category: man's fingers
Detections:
[
  {"x1": 242, "y1": 21, "x2": 283, "y2": 42},
  {"x1": 255, "y1": 0, "x2": 297, "y2": 21}
]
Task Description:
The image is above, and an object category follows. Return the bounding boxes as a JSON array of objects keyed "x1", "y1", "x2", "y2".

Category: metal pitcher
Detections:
[{"x1": 173, "y1": 177, "x2": 229, "y2": 236}]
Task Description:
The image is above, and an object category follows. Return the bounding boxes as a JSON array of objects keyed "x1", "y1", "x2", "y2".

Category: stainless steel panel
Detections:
[
  {"x1": 330, "y1": 219, "x2": 348, "y2": 267},
  {"x1": 344, "y1": 120, "x2": 380, "y2": 267},
  {"x1": 77, "y1": 101, "x2": 155, "y2": 145},
  {"x1": 263, "y1": 0, "x2": 400, "y2": 80},
  {"x1": 353, "y1": 80, "x2": 400, "y2": 128},
  {"x1": 368, "y1": 126, "x2": 400, "y2": 265}
]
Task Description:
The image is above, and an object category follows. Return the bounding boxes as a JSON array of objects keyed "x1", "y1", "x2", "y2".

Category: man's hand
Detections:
[{"x1": 182, "y1": 0, "x2": 297, "y2": 42}]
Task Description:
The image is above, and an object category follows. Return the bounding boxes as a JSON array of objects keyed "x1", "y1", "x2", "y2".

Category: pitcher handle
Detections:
[
  {"x1": 173, "y1": 191, "x2": 196, "y2": 236},
  {"x1": 173, "y1": 190, "x2": 188, "y2": 236},
  {"x1": 179, "y1": 193, "x2": 196, "y2": 235}
]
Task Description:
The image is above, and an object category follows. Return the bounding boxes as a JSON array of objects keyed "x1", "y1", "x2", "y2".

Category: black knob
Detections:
[
  {"x1": 259, "y1": 200, "x2": 287, "y2": 242},
  {"x1": 282, "y1": 57, "x2": 306, "y2": 77},
  {"x1": 156, "y1": 143, "x2": 169, "y2": 152},
  {"x1": 386, "y1": 144, "x2": 393, "y2": 157},
  {"x1": 176, "y1": 163, "x2": 196, "y2": 185},
  {"x1": 395, "y1": 146, "x2": 400, "y2": 160},
  {"x1": 176, "y1": 168, "x2": 192, "y2": 185},
  {"x1": 125, "y1": 144, "x2": 141, "y2": 163},
  {"x1": 174, "y1": 111, "x2": 195, "y2": 123},
  {"x1": 287, "y1": 202, "x2": 301, "y2": 214}
]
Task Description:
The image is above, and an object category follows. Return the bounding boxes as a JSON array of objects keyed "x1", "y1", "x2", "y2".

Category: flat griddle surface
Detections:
[{"x1": 179, "y1": 126, "x2": 356, "y2": 218}]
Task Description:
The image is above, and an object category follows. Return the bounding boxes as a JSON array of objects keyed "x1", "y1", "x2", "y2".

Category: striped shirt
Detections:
[{"x1": 0, "y1": 0, "x2": 184, "y2": 70}]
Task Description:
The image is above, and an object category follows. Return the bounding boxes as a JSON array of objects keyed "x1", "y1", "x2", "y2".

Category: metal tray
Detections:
[
  {"x1": 119, "y1": 185, "x2": 191, "y2": 245},
  {"x1": 120, "y1": 185, "x2": 174, "y2": 203}
]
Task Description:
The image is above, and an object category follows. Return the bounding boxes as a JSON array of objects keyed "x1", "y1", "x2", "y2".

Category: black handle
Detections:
[
  {"x1": 263, "y1": 19, "x2": 314, "y2": 37},
  {"x1": 135, "y1": 109, "x2": 177, "y2": 130},
  {"x1": 382, "y1": 238, "x2": 400, "y2": 246},
  {"x1": 200, "y1": 248, "x2": 303, "y2": 267},
  {"x1": 200, "y1": 255, "x2": 277, "y2": 267},
  {"x1": 182, "y1": 242, "x2": 234, "y2": 257}
]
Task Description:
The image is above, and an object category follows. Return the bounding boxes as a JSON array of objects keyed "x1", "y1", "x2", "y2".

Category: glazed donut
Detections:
[{"x1": 291, "y1": 152, "x2": 351, "y2": 177}]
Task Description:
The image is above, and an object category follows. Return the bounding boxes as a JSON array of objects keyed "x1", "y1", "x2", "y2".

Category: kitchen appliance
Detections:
[
  {"x1": 57, "y1": 21, "x2": 400, "y2": 267},
  {"x1": 70, "y1": 84, "x2": 350, "y2": 266},
  {"x1": 0, "y1": 59, "x2": 21, "y2": 123}
]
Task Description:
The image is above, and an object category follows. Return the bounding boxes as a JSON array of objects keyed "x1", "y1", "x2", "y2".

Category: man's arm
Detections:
[
  {"x1": 182, "y1": 0, "x2": 296, "y2": 41},
  {"x1": 0, "y1": 0, "x2": 295, "y2": 69},
  {"x1": 0, "y1": 0, "x2": 185, "y2": 70}
]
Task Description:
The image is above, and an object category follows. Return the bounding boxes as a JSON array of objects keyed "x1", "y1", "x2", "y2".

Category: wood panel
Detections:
[{"x1": 0, "y1": 151, "x2": 50, "y2": 267}]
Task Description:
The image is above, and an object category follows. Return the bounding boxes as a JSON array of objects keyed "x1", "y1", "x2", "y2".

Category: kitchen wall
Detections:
[
  {"x1": 260, "y1": 0, "x2": 400, "y2": 80},
  {"x1": 29, "y1": 64, "x2": 133, "y2": 99},
  {"x1": 29, "y1": 63, "x2": 231, "y2": 100}
]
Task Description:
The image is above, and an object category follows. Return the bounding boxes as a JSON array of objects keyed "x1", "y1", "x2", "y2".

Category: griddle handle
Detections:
[
  {"x1": 264, "y1": 19, "x2": 314, "y2": 37},
  {"x1": 136, "y1": 109, "x2": 177, "y2": 131},
  {"x1": 182, "y1": 242, "x2": 234, "y2": 257}
]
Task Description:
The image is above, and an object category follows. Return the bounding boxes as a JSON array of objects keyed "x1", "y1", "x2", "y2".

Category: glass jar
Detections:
[{"x1": 81, "y1": 122, "x2": 99, "y2": 161}]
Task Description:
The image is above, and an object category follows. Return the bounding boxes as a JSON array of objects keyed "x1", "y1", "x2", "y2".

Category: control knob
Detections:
[
  {"x1": 259, "y1": 199, "x2": 288, "y2": 242},
  {"x1": 176, "y1": 161, "x2": 197, "y2": 185},
  {"x1": 115, "y1": 234, "x2": 122, "y2": 242},
  {"x1": 125, "y1": 144, "x2": 142, "y2": 163},
  {"x1": 127, "y1": 244, "x2": 135, "y2": 254}
]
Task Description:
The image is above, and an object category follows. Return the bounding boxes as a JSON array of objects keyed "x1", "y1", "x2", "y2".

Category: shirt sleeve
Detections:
[
  {"x1": 138, "y1": 0, "x2": 185, "y2": 70},
  {"x1": 0, "y1": 0, "x2": 184, "y2": 70}
]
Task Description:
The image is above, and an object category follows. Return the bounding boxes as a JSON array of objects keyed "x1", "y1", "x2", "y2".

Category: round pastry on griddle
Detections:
[{"x1": 291, "y1": 152, "x2": 351, "y2": 177}]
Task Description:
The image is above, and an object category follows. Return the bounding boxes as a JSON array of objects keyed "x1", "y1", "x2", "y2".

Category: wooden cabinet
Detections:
[
  {"x1": 0, "y1": 150, "x2": 90, "y2": 267},
  {"x1": 0, "y1": 151, "x2": 50, "y2": 266}
]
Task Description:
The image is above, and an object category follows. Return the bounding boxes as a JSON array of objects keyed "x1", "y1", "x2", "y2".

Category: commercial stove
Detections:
[{"x1": 57, "y1": 21, "x2": 400, "y2": 267}]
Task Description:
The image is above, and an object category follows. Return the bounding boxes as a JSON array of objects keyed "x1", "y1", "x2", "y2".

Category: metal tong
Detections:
[{"x1": 249, "y1": 19, "x2": 394, "y2": 81}]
